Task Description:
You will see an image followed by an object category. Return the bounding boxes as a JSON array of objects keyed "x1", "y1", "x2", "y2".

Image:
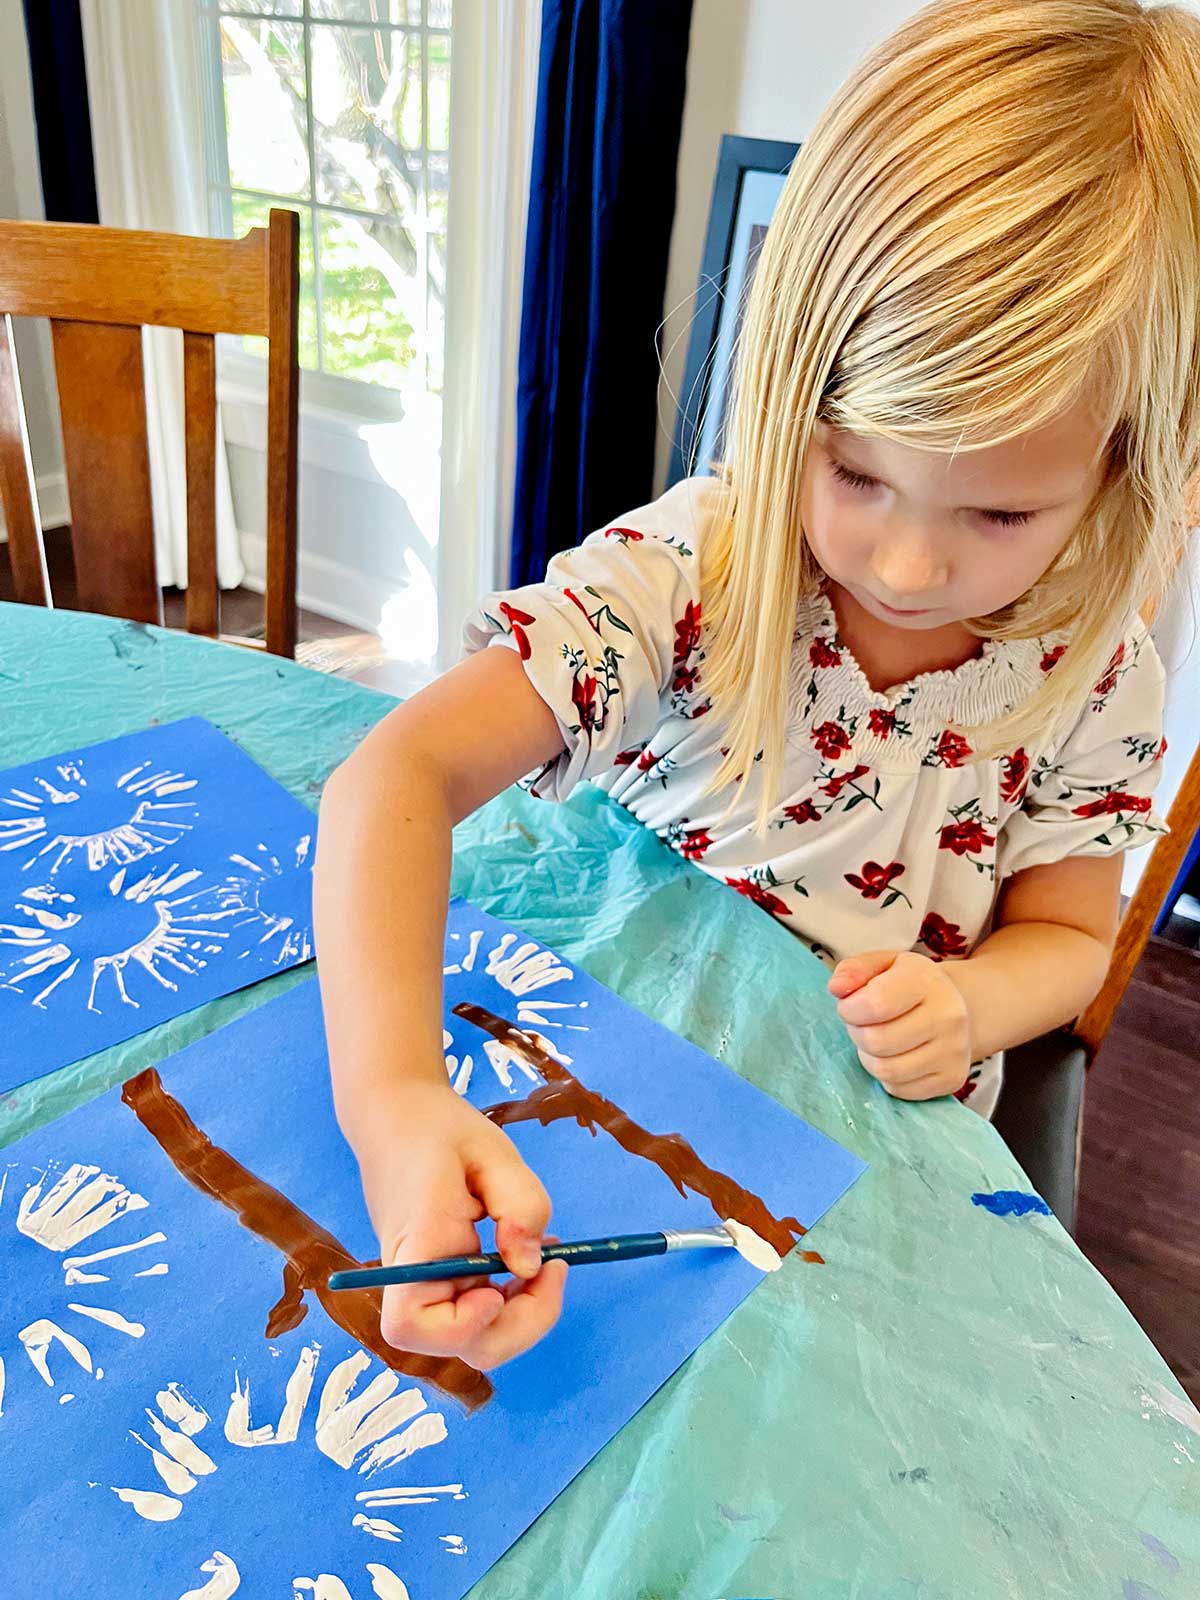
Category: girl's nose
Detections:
[{"x1": 869, "y1": 531, "x2": 948, "y2": 601}]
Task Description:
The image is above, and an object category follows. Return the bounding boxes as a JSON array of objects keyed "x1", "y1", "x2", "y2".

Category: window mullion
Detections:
[{"x1": 301, "y1": 3, "x2": 326, "y2": 371}]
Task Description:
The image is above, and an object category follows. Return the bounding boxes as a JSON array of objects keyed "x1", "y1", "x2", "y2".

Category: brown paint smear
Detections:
[
  {"x1": 121, "y1": 1068, "x2": 495, "y2": 1414},
  {"x1": 459, "y1": 1003, "x2": 822, "y2": 1265}
]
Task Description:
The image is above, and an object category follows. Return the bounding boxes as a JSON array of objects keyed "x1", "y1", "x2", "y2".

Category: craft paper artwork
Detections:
[
  {"x1": 0, "y1": 899, "x2": 866, "y2": 1598},
  {"x1": 0, "y1": 717, "x2": 316, "y2": 1091}
]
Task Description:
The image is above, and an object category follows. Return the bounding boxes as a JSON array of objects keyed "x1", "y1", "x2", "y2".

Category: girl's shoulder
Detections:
[
  {"x1": 1036, "y1": 611, "x2": 1166, "y2": 758},
  {"x1": 569, "y1": 472, "x2": 729, "y2": 563}
]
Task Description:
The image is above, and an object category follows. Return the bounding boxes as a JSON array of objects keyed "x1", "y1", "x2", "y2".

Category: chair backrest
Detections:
[
  {"x1": 0, "y1": 210, "x2": 299, "y2": 657},
  {"x1": 1076, "y1": 735, "x2": 1200, "y2": 1060}
]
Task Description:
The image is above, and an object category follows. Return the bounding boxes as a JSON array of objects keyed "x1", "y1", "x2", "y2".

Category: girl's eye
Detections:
[
  {"x1": 831, "y1": 460, "x2": 877, "y2": 493},
  {"x1": 830, "y1": 459, "x2": 1033, "y2": 527},
  {"x1": 981, "y1": 508, "x2": 1033, "y2": 528}
]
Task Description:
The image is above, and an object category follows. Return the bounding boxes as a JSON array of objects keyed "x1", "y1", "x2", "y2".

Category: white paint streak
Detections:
[
  {"x1": 18, "y1": 1164, "x2": 149, "y2": 1250},
  {"x1": 485, "y1": 932, "x2": 573, "y2": 995},
  {"x1": 131, "y1": 1430, "x2": 196, "y2": 1495},
  {"x1": 722, "y1": 1218, "x2": 782, "y2": 1273},
  {"x1": 355, "y1": 1484, "x2": 465, "y2": 1507},
  {"x1": 315, "y1": 1352, "x2": 429, "y2": 1472},
  {"x1": 451, "y1": 1055, "x2": 473, "y2": 1096},
  {"x1": 439, "y1": 1535, "x2": 467, "y2": 1555},
  {"x1": 178, "y1": 1552, "x2": 241, "y2": 1600},
  {"x1": 353, "y1": 1513, "x2": 403, "y2": 1543},
  {"x1": 367, "y1": 1566, "x2": 411, "y2": 1600},
  {"x1": 1144, "y1": 1383, "x2": 1200, "y2": 1436},
  {"x1": 359, "y1": 1411, "x2": 448, "y2": 1476},
  {"x1": 292, "y1": 1579, "x2": 353, "y2": 1600},
  {"x1": 111, "y1": 1486, "x2": 182, "y2": 1521},
  {"x1": 62, "y1": 1229, "x2": 166, "y2": 1272},
  {"x1": 136, "y1": 1262, "x2": 169, "y2": 1276},
  {"x1": 157, "y1": 1383, "x2": 209, "y2": 1435},
  {"x1": 145, "y1": 1409, "x2": 216, "y2": 1476},
  {"x1": 67, "y1": 1303, "x2": 145, "y2": 1337},
  {"x1": 225, "y1": 1343, "x2": 318, "y2": 1447},
  {"x1": 64, "y1": 1268, "x2": 109, "y2": 1285},
  {"x1": 59, "y1": 1392, "x2": 75, "y2": 1404},
  {"x1": 461, "y1": 929, "x2": 483, "y2": 971},
  {"x1": 19, "y1": 1318, "x2": 93, "y2": 1385}
]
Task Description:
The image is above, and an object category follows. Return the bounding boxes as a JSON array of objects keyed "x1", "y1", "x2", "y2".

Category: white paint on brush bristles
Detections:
[{"x1": 721, "y1": 1218, "x2": 782, "y2": 1273}]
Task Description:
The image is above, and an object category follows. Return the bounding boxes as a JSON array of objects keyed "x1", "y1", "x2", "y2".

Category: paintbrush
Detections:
[{"x1": 327, "y1": 1217, "x2": 780, "y2": 1291}]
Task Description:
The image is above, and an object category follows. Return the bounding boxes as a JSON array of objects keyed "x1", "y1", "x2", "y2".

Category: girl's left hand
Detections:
[{"x1": 828, "y1": 950, "x2": 972, "y2": 1100}]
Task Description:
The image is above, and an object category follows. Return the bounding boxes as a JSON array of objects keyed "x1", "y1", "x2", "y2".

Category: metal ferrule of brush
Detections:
[{"x1": 660, "y1": 1226, "x2": 736, "y2": 1251}]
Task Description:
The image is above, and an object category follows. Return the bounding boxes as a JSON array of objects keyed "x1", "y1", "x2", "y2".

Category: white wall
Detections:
[
  {"x1": 655, "y1": 0, "x2": 918, "y2": 495},
  {"x1": 0, "y1": 0, "x2": 67, "y2": 530}
]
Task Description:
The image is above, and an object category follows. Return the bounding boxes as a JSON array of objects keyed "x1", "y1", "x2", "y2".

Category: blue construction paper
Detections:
[
  {"x1": 0, "y1": 899, "x2": 866, "y2": 1599},
  {"x1": 0, "y1": 717, "x2": 316, "y2": 1091}
]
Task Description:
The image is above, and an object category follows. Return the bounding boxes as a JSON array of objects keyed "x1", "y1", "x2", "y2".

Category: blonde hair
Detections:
[{"x1": 697, "y1": 0, "x2": 1200, "y2": 830}]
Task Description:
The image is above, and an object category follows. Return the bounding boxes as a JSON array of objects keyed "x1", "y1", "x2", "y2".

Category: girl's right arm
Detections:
[{"x1": 313, "y1": 645, "x2": 570, "y2": 1369}]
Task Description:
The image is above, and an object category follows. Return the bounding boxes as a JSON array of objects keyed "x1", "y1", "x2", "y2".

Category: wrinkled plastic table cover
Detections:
[{"x1": 0, "y1": 604, "x2": 1195, "y2": 1600}]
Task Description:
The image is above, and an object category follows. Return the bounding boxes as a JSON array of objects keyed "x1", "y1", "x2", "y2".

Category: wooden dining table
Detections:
[{"x1": 1, "y1": 600, "x2": 1197, "y2": 1600}]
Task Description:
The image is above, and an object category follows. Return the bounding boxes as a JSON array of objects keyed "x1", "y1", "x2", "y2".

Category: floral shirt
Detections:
[{"x1": 462, "y1": 475, "x2": 1169, "y2": 1117}]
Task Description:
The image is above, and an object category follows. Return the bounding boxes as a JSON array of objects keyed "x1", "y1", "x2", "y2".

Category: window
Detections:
[{"x1": 196, "y1": 0, "x2": 451, "y2": 401}]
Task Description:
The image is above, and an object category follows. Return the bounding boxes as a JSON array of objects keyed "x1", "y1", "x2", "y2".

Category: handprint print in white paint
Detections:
[{"x1": 0, "y1": 758, "x2": 197, "y2": 875}]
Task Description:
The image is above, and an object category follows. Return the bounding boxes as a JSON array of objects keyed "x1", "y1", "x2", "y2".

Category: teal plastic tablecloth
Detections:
[{"x1": 2, "y1": 603, "x2": 1196, "y2": 1600}]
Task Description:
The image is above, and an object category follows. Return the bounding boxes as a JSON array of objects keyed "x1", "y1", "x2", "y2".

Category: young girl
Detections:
[{"x1": 314, "y1": 0, "x2": 1197, "y2": 1373}]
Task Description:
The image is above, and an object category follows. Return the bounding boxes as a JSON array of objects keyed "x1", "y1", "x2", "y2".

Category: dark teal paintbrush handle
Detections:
[{"x1": 328, "y1": 1231, "x2": 668, "y2": 1290}]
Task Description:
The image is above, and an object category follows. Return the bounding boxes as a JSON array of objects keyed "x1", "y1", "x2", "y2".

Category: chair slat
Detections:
[
  {"x1": 51, "y1": 319, "x2": 161, "y2": 626},
  {"x1": 183, "y1": 331, "x2": 219, "y2": 637},
  {"x1": 265, "y1": 209, "x2": 299, "y2": 659},
  {"x1": 0, "y1": 314, "x2": 49, "y2": 606},
  {"x1": 0, "y1": 221, "x2": 270, "y2": 336},
  {"x1": 1077, "y1": 739, "x2": 1200, "y2": 1058}
]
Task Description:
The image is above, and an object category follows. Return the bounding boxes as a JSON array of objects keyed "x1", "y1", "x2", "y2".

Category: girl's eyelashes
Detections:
[{"x1": 828, "y1": 458, "x2": 1034, "y2": 528}]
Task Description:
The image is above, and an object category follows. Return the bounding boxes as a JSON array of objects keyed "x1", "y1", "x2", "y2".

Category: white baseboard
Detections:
[
  {"x1": 0, "y1": 471, "x2": 70, "y2": 540},
  {"x1": 237, "y1": 529, "x2": 385, "y2": 635}
]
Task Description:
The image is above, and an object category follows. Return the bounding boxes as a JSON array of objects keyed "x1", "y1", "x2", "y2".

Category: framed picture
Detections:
[{"x1": 669, "y1": 135, "x2": 800, "y2": 486}]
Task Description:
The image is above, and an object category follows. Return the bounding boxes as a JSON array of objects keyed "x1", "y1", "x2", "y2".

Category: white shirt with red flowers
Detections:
[{"x1": 461, "y1": 475, "x2": 1169, "y2": 1118}]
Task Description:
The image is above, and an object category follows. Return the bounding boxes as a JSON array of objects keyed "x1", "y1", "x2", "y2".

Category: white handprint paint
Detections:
[
  {"x1": 0, "y1": 758, "x2": 197, "y2": 875},
  {"x1": 292, "y1": 1567, "x2": 410, "y2": 1600},
  {"x1": 17, "y1": 1163, "x2": 149, "y2": 1250},
  {"x1": 225, "y1": 1343, "x2": 318, "y2": 1447},
  {"x1": 228, "y1": 837, "x2": 314, "y2": 966},
  {"x1": 484, "y1": 932, "x2": 573, "y2": 996},
  {"x1": 315, "y1": 1350, "x2": 448, "y2": 1475},
  {"x1": 352, "y1": 1513, "x2": 403, "y2": 1543},
  {"x1": 178, "y1": 1552, "x2": 241, "y2": 1599},
  {"x1": 18, "y1": 1317, "x2": 94, "y2": 1386},
  {"x1": 6, "y1": 1162, "x2": 167, "y2": 1395}
]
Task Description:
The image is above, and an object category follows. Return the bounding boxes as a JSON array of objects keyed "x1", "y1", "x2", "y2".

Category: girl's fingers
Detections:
[
  {"x1": 827, "y1": 949, "x2": 899, "y2": 998},
  {"x1": 836, "y1": 956, "x2": 928, "y2": 1025},
  {"x1": 846, "y1": 1009, "x2": 931, "y2": 1059},
  {"x1": 856, "y1": 1040, "x2": 950, "y2": 1084},
  {"x1": 880, "y1": 1073, "x2": 955, "y2": 1102},
  {"x1": 468, "y1": 1257, "x2": 570, "y2": 1369}
]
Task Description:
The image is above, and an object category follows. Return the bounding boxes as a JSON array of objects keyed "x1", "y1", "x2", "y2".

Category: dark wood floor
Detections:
[{"x1": 3, "y1": 529, "x2": 1198, "y2": 1397}]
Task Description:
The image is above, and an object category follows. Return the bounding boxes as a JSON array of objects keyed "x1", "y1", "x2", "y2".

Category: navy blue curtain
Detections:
[
  {"x1": 509, "y1": 0, "x2": 695, "y2": 585},
  {"x1": 21, "y1": 0, "x2": 99, "y2": 225}
]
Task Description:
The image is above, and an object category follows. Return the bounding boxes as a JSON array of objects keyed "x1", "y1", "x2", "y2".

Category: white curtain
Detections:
[
  {"x1": 436, "y1": 0, "x2": 542, "y2": 668},
  {"x1": 79, "y1": 0, "x2": 243, "y2": 590}
]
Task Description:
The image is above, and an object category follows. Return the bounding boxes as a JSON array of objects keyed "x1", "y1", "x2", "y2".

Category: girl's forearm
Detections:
[
  {"x1": 313, "y1": 742, "x2": 455, "y2": 1149},
  {"x1": 943, "y1": 921, "x2": 1112, "y2": 1059}
]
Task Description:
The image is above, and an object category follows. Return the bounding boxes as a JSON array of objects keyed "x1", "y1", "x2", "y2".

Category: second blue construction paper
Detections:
[{"x1": 0, "y1": 716, "x2": 316, "y2": 1091}]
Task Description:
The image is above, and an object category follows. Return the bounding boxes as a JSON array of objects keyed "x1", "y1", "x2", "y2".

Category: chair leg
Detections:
[{"x1": 991, "y1": 1031, "x2": 1088, "y2": 1234}]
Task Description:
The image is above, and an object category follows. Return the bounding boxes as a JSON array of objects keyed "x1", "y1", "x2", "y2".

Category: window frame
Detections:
[{"x1": 194, "y1": 0, "x2": 448, "y2": 423}]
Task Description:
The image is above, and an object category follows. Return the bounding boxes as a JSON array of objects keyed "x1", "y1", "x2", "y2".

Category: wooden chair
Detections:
[
  {"x1": 0, "y1": 209, "x2": 299, "y2": 656},
  {"x1": 994, "y1": 736, "x2": 1200, "y2": 1232}
]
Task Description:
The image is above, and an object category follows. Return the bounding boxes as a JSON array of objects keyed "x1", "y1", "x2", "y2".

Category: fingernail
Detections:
[{"x1": 519, "y1": 1243, "x2": 543, "y2": 1275}]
